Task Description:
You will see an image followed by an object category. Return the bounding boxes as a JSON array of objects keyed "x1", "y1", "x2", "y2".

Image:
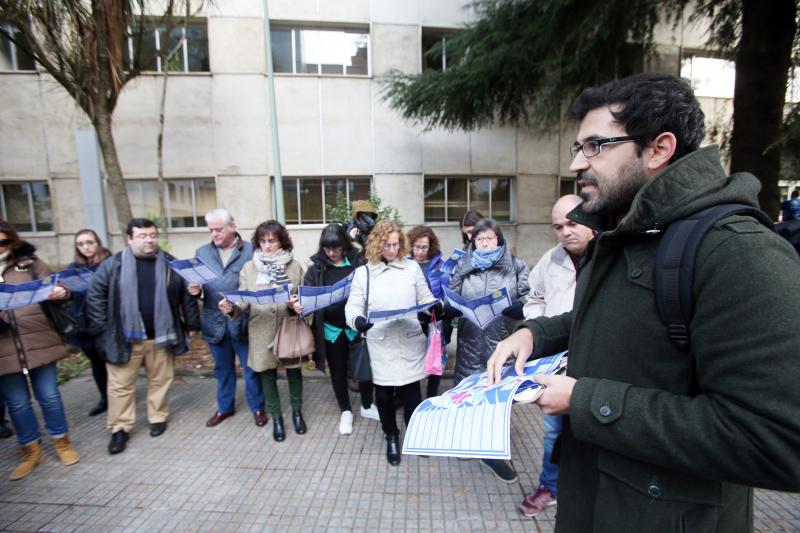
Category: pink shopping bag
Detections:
[{"x1": 423, "y1": 310, "x2": 444, "y2": 376}]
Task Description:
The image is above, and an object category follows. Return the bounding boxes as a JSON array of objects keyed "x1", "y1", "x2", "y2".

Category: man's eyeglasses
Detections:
[
  {"x1": 132, "y1": 233, "x2": 158, "y2": 241},
  {"x1": 570, "y1": 136, "x2": 637, "y2": 159}
]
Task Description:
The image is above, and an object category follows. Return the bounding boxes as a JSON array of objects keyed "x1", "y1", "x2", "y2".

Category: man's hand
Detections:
[
  {"x1": 486, "y1": 328, "x2": 534, "y2": 385},
  {"x1": 48, "y1": 285, "x2": 68, "y2": 301},
  {"x1": 187, "y1": 283, "x2": 202, "y2": 296},
  {"x1": 532, "y1": 374, "x2": 576, "y2": 415}
]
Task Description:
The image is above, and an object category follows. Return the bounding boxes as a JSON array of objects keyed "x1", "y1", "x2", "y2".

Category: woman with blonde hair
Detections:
[
  {"x1": 68, "y1": 229, "x2": 112, "y2": 416},
  {"x1": 345, "y1": 220, "x2": 441, "y2": 465}
]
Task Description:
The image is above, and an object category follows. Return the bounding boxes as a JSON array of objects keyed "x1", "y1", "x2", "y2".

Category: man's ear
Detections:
[{"x1": 645, "y1": 132, "x2": 677, "y2": 173}]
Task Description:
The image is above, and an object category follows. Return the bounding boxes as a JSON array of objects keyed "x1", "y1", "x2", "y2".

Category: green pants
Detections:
[{"x1": 261, "y1": 368, "x2": 302, "y2": 418}]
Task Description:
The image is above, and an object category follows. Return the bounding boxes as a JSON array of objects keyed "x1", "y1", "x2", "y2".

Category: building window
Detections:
[
  {"x1": 424, "y1": 176, "x2": 513, "y2": 222},
  {"x1": 277, "y1": 177, "x2": 372, "y2": 225},
  {"x1": 125, "y1": 20, "x2": 209, "y2": 72},
  {"x1": 559, "y1": 177, "x2": 577, "y2": 197},
  {"x1": 421, "y1": 29, "x2": 460, "y2": 72},
  {"x1": 126, "y1": 178, "x2": 216, "y2": 228},
  {"x1": 0, "y1": 22, "x2": 36, "y2": 71},
  {"x1": 680, "y1": 55, "x2": 735, "y2": 99},
  {"x1": 271, "y1": 27, "x2": 369, "y2": 76},
  {"x1": 0, "y1": 182, "x2": 53, "y2": 232}
]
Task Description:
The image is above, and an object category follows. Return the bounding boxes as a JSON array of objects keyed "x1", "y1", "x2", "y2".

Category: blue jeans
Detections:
[
  {"x1": 540, "y1": 414, "x2": 562, "y2": 496},
  {"x1": 0, "y1": 363, "x2": 69, "y2": 446},
  {"x1": 208, "y1": 331, "x2": 263, "y2": 414}
]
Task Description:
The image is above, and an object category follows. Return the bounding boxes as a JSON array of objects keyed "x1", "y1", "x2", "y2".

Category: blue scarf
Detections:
[{"x1": 470, "y1": 243, "x2": 505, "y2": 271}]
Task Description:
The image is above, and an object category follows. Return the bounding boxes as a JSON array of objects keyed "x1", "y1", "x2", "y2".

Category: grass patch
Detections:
[{"x1": 57, "y1": 352, "x2": 90, "y2": 385}]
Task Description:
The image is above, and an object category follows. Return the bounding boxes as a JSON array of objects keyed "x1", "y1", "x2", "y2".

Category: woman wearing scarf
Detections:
[
  {"x1": 219, "y1": 220, "x2": 306, "y2": 442},
  {"x1": 67, "y1": 229, "x2": 112, "y2": 417},
  {"x1": 448, "y1": 217, "x2": 529, "y2": 483}
]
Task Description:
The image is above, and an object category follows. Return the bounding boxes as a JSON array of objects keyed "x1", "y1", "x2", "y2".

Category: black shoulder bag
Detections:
[{"x1": 348, "y1": 265, "x2": 373, "y2": 381}]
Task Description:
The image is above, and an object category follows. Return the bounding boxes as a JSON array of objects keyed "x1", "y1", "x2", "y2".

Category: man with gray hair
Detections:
[{"x1": 188, "y1": 209, "x2": 265, "y2": 427}]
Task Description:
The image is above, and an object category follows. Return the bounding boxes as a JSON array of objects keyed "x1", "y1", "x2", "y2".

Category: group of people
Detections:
[{"x1": 1, "y1": 72, "x2": 799, "y2": 533}]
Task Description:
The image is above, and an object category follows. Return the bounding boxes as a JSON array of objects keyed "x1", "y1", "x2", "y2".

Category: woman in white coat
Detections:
[{"x1": 345, "y1": 220, "x2": 441, "y2": 466}]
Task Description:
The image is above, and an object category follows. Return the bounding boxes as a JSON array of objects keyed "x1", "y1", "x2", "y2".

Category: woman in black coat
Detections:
[{"x1": 292, "y1": 224, "x2": 378, "y2": 435}]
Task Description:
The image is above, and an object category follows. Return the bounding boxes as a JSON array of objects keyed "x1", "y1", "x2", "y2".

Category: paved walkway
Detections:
[{"x1": 0, "y1": 371, "x2": 798, "y2": 532}]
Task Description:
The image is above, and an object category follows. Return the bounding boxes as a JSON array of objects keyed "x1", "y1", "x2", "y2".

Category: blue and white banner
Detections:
[
  {"x1": 367, "y1": 300, "x2": 438, "y2": 323},
  {"x1": 55, "y1": 266, "x2": 94, "y2": 293},
  {"x1": 0, "y1": 274, "x2": 60, "y2": 311},
  {"x1": 403, "y1": 351, "x2": 568, "y2": 459},
  {"x1": 298, "y1": 274, "x2": 353, "y2": 317},
  {"x1": 440, "y1": 249, "x2": 465, "y2": 275},
  {"x1": 168, "y1": 257, "x2": 222, "y2": 285},
  {"x1": 222, "y1": 284, "x2": 293, "y2": 305},
  {"x1": 443, "y1": 286, "x2": 511, "y2": 329}
]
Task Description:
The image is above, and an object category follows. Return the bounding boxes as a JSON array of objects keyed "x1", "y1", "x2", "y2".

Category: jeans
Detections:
[
  {"x1": 540, "y1": 414, "x2": 562, "y2": 496},
  {"x1": 208, "y1": 331, "x2": 264, "y2": 414},
  {"x1": 0, "y1": 363, "x2": 69, "y2": 446}
]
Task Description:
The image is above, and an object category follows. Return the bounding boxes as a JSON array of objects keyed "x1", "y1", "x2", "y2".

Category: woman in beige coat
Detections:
[
  {"x1": 345, "y1": 220, "x2": 441, "y2": 466},
  {"x1": 220, "y1": 220, "x2": 306, "y2": 442},
  {"x1": 0, "y1": 221, "x2": 80, "y2": 480}
]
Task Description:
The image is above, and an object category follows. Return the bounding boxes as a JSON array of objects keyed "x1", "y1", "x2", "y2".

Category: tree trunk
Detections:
[
  {"x1": 729, "y1": 0, "x2": 797, "y2": 219},
  {"x1": 94, "y1": 108, "x2": 134, "y2": 233}
]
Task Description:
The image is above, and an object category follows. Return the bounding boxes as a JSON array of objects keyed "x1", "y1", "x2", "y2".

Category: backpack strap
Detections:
[{"x1": 654, "y1": 203, "x2": 773, "y2": 350}]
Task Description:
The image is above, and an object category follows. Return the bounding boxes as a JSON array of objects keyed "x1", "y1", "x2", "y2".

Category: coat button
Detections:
[
  {"x1": 630, "y1": 268, "x2": 642, "y2": 279},
  {"x1": 647, "y1": 483, "x2": 662, "y2": 498},
  {"x1": 599, "y1": 405, "x2": 612, "y2": 417}
]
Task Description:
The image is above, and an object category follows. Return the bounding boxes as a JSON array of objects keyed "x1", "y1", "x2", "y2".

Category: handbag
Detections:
[
  {"x1": 40, "y1": 300, "x2": 80, "y2": 339},
  {"x1": 348, "y1": 265, "x2": 373, "y2": 382},
  {"x1": 423, "y1": 309, "x2": 444, "y2": 376},
  {"x1": 272, "y1": 315, "x2": 315, "y2": 366}
]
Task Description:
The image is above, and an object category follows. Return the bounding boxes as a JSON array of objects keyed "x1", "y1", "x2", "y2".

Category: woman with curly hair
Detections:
[
  {"x1": 345, "y1": 220, "x2": 441, "y2": 466},
  {"x1": 219, "y1": 220, "x2": 307, "y2": 442},
  {"x1": 68, "y1": 229, "x2": 112, "y2": 417}
]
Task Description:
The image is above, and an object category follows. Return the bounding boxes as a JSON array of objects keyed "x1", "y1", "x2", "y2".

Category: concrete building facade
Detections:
[{"x1": 1, "y1": 0, "x2": 730, "y2": 267}]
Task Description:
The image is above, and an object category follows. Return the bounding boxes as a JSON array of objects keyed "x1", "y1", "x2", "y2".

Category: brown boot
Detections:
[
  {"x1": 10, "y1": 441, "x2": 44, "y2": 481},
  {"x1": 53, "y1": 434, "x2": 80, "y2": 466}
]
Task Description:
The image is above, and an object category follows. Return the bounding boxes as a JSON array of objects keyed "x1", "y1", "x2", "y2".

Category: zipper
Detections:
[{"x1": 7, "y1": 311, "x2": 29, "y2": 376}]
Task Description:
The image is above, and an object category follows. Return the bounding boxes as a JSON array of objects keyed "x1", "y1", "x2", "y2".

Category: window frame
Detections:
[
  {"x1": 273, "y1": 176, "x2": 373, "y2": 226},
  {"x1": 0, "y1": 21, "x2": 36, "y2": 71},
  {"x1": 125, "y1": 19, "x2": 209, "y2": 73},
  {"x1": 270, "y1": 25, "x2": 371, "y2": 77},
  {"x1": 125, "y1": 177, "x2": 216, "y2": 230},
  {"x1": 0, "y1": 181, "x2": 53, "y2": 233},
  {"x1": 423, "y1": 175, "x2": 515, "y2": 223},
  {"x1": 421, "y1": 28, "x2": 459, "y2": 73}
]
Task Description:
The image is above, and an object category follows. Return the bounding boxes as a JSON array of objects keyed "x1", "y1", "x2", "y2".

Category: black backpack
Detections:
[{"x1": 653, "y1": 203, "x2": 774, "y2": 350}]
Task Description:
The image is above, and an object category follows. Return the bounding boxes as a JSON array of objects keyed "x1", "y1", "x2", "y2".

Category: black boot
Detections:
[
  {"x1": 0, "y1": 404, "x2": 13, "y2": 439},
  {"x1": 385, "y1": 433, "x2": 400, "y2": 466},
  {"x1": 89, "y1": 398, "x2": 108, "y2": 417},
  {"x1": 273, "y1": 416, "x2": 286, "y2": 442},
  {"x1": 292, "y1": 410, "x2": 307, "y2": 434}
]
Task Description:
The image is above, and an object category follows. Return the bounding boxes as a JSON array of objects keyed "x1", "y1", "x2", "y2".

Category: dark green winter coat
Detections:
[{"x1": 523, "y1": 146, "x2": 800, "y2": 533}]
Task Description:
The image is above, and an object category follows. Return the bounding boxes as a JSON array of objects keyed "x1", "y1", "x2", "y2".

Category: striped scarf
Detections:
[{"x1": 253, "y1": 249, "x2": 293, "y2": 286}]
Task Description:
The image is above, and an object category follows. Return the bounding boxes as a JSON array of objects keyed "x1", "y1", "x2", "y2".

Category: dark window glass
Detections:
[
  {"x1": 299, "y1": 178, "x2": 324, "y2": 224},
  {"x1": 168, "y1": 180, "x2": 194, "y2": 227},
  {"x1": 271, "y1": 28, "x2": 293, "y2": 73},
  {"x1": 446, "y1": 178, "x2": 468, "y2": 222},
  {"x1": 469, "y1": 177, "x2": 491, "y2": 219},
  {"x1": 424, "y1": 178, "x2": 446, "y2": 222},
  {"x1": 186, "y1": 22, "x2": 209, "y2": 71},
  {"x1": 283, "y1": 178, "x2": 299, "y2": 224},
  {"x1": 491, "y1": 178, "x2": 511, "y2": 222},
  {"x1": 30, "y1": 182, "x2": 53, "y2": 231},
  {"x1": 2, "y1": 184, "x2": 32, "y2": 232},
  {"x1": 194, "y1": 179, "x2": 216, "y2": 226},
  {"x1": 421, "y1": 33, "x2": 444, "y2": 72}
]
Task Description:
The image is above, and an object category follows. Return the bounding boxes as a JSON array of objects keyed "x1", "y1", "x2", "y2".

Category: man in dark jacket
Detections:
[
  {"x1": 87, "y1": 218, "x2": 200, "y2": 455},
  {"x1": 187, "y1": 209, "x2": 265, "y2": 428},
  {"x1": 488, "y1": 73, "x2": 800, "y2": 532}
]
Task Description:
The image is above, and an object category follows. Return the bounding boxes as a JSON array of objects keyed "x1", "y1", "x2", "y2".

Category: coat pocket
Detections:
[{"x1": 594, "y1": 450, "x2": 722, "y2": 532}]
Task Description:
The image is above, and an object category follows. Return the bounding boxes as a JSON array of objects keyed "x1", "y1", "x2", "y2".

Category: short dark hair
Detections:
[
  {"x1": 470, "y1": 218, "x2": 505, "y2": 248},
  {"x1": 318, "y1": 223, "x2": 354, "y2": 255},
  {"x1": 460, "y1": 209, "x2": 484, "y2": 246},
  {"x1": 568, "y1": 73, "x2": 705, "y2": 163},
  {"x1": 252, "y1": 220, "x2": 293, "y2": 251},
  {"x1": 406, "y1": 225, "x2": 441, "y2": 260},
  {"x1": 126, "y1": 218, "x2": 157, "y2": 237}
]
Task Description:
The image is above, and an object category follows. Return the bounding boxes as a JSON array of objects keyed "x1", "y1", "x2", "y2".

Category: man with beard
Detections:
[
  {"x1": 87, "y1": 219, "x2": 200, "y2": 455},
  {"x1": 487, "y1": 73, "x2": 800, "y2": 532}
]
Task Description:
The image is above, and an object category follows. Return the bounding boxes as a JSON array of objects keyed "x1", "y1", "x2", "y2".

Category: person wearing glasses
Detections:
[
  {"x1": 447, "y1": 217, "x2": 529, "y2": 483},
  {"x1": 345, "y1": 220, "x2": 441, "y2": 466},
  {"x1": 487, "y1": 73, "x2": 800, "y2": 532},
  {"x1": 218, "y1": 220, "x2": 307, "y2": 443},
  {"x1": 406, "y1": 225, "x2": 452, "y2": 398},
  {"x1": 67, "y1": 229, "x2": 112, "y2": 417},
  {"x1": 87, "y1": 218, "x2": 201, "y2": 455},
  {"x1": 0, "y1": 221, "x2": 81, "y2": 480}
]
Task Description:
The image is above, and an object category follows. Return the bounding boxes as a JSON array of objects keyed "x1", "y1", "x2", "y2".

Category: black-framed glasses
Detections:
[{"x1": 570, "y1": 136, "x2": 637, "y2": 159}]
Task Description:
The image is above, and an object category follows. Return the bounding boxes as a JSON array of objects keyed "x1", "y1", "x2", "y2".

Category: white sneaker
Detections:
[
  {"x1": 360, "y1": 404, "x2": 380, "y2": 421},
  {"x1": 339, "y1": 410, "x2": 353, "y2": 435}
]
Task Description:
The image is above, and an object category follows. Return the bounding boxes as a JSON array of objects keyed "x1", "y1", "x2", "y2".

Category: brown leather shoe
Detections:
[
  {"x1": 206, "y1": 411, "x2": 234, "y2": 427},
  {"x1": 253, "y1": 410, "x2": 268, "y2": 427}
]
